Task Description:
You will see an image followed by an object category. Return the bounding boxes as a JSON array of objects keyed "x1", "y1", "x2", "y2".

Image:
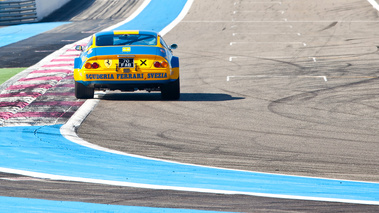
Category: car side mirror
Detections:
[
  {"x1": 75, "y1": 45, "x2": 83, "y2": 52},
  {"x1": 170, "y1": 44, "x2": 178, "y2": 50}
]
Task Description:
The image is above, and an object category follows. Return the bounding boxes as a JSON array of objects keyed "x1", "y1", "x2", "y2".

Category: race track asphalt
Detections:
[
  {"x1": 81, "y1": 0, "x2": 379, "y2": 183},
  {"x1": 77, "y1": 0, "x2": 379, "y2": 211}
]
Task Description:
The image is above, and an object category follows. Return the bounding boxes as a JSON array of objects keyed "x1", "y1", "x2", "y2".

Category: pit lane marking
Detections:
[
  {"x1": 230, "y1": 41, "x2": 306, "y2": 46},
  {"x1": 232, "y1": 33, "x2": 301, "y2": 36},
  {"x1": 367, "y1": 0, "x2": 379, "y2": 11},
  {"x1": 233, "y1": 1, "x2": 282, "y2": 4},
  {"x1": 228, "y1": 56, "x2": 311, "y2": 62},
  {"x1": 233, "y1": 10, "x2": 285, "y2": 14},
  {"x1": 226, "y1": 75, "x2": 328, "y2": 82}
]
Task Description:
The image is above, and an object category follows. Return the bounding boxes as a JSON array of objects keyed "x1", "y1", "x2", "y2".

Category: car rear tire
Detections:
[
  {"x1": 161, "y1": 78, "x2": 180, "y2": 100},
  {"x1": 75, "y1": 81, "x2": 94, "y2": 99}
]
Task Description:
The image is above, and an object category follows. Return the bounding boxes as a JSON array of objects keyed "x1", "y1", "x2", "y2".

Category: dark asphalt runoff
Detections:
[{"x1": 1, "y1": 0, "x2": 379, "y2": 212}]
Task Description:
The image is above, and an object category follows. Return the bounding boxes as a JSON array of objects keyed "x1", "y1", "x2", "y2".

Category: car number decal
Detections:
[
  {"x1": 122, "y1": 47, "x2": 131, "y2": 52},
  {"x1": 140, "y1": 60, "x2": 147, "y2": 66}
]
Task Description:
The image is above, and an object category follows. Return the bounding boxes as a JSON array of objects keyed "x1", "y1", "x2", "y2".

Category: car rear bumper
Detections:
[{"x1": 76, "y1": 78, "x2": 178, "y2": 91}]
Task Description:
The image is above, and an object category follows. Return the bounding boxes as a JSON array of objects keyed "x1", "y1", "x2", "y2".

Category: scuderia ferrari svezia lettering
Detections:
[{"x1": 85, "y1": 73, "x2": 168, "y2": 80}]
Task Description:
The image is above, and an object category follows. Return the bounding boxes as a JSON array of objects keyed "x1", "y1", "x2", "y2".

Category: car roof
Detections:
[{"x1": 94, "y1": 30, "x2": 159, "y2": 37}]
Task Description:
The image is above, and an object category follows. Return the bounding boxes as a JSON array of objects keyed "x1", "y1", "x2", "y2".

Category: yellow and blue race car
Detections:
[{"x1": 74, "y1": 30, "x2": 180, "y2": 100}]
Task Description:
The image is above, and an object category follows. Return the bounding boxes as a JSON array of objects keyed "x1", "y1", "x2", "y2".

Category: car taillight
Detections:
[
  {"x1": 85, "y1": 62, "x2": 92, "y2": 69},
  {"x1": 85, "y1": 62, "x2": 100, "y2": 69},
  {"x1": 154, "y1": 61, "x2": 168, "y2": 68},
  {"x1": 92, "y1": 62, "x2": 100, "y2": 69},
  {"x1": 161, "y1": 61, "x2": 168, "y2": 68},
  {"x1": 154, "y1": 61, "x2": 161, "y2": 68}
]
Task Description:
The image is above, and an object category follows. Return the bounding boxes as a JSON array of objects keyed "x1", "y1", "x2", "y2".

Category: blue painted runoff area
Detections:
[
  {"x1": 0, "y1": 196, "x2": 233, "y2": 213},
  {"x1": 0, "y1": 22, "x2": 70, "y2": 48},
  {"x1": 1, "y1": 125, "x2": 379, "y2": 203},
  {"x1": 114, "y1": 0, "x2": 187, "y2": 32}
]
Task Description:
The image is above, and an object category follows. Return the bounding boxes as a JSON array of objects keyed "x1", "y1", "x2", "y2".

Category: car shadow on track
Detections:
[{"x1": 99, "y1": 92, "x2": 245, "y2": 102}]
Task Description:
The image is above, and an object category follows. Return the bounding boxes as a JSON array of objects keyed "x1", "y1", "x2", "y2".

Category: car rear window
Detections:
[{"x1": 96, "y1": 34, "x2": 157, "y2": 46}]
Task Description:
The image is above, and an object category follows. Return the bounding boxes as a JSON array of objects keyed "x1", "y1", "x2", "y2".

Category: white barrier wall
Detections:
[{"x1": 35, "y1": 0, "x2": 71, "y2": 20}]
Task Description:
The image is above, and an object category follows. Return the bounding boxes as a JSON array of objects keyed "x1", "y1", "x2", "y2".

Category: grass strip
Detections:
[{"x1": 0, "y1": 68, "x2": 26, "y2": 85}]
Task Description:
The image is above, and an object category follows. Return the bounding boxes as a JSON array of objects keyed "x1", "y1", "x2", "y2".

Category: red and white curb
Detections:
[{"x1": 0, "y1": 39, "x2": 90, "y2": 126}]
